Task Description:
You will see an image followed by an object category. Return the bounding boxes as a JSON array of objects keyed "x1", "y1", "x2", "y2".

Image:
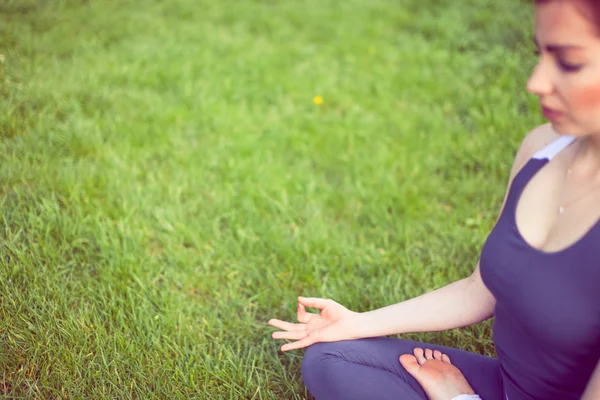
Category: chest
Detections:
[
  {"x1": 515, "y1": 159, "x2": 600, "y2": 253},
  {"x1": 480, "y1": 214, "x2": 600, "y2": 350}
]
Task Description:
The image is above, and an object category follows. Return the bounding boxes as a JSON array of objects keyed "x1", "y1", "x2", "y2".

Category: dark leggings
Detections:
[{"x1": 301, "y1": 337, "x2": 505, "y2": 400}]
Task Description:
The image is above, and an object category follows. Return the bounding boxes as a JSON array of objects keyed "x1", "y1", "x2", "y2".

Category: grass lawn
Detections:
[{"x1": 1, "y1": 0, "x2": 543, "y2": 398}]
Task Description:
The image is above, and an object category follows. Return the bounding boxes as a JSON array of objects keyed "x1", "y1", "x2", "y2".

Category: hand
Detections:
[{"x1": 268, "y1": 296, "x2": 360, "y2": 351}]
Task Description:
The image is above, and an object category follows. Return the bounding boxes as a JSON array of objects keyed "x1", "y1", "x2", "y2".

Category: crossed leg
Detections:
[{"x1": 301, "y1": 337, "x2": 504, "y2": 400}]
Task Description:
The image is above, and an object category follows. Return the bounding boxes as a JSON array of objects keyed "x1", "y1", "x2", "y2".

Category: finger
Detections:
[
  {"x1": 413, "y1": 348, "x2": 427, "y2": 365},
  {"x1": 425, "y1": 348, "x2": 433, "y2": 360},
  {"x1": 297, "y1": 303, "x2": 314, "y2": 324},
  {"x1": 442, "y1": 353, "x2": 452, "y2": 364},
  {"x1": 298, "y1": 296, "x2": 329, "y2": 310},
  {"x1": 268, "y1": 319, "x2": 307, "y2": 332},
  {"x1": 271, "y1": 330, "x2": 308, "y2": 340},
  {"x1": 281, "y1": 337, "x2": 315, "y2": 352},
  {"x1": 433, "y1": 350, "x2": 443, "y2": 361}
]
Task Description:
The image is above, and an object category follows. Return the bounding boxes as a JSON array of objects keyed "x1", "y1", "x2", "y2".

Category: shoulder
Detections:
[
  {"x1": 509, "y1": 123, "x2": 561, "y2": 179},
  {"x1": 490, "y1": 124, "x2": 560, "y2": 221},
  {"x1": 518, "y1": 123, "x2": 562, "y2": 162}
]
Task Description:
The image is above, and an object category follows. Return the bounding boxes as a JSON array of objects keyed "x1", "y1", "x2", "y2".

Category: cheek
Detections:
[
  {"x1": 554, "y1": 76, "x2": 600, "y2": 134},
  {"x1": 565, "y1": 80, "x2": 600, "y2": 115}
]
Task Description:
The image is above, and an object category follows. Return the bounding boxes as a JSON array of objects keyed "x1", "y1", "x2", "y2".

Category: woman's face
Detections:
[{"x1": 528, "y1": 1, "x2": 600, "y2": 136}]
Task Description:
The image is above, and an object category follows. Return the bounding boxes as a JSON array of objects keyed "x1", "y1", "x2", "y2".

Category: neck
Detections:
[{"x1": 573, "y1": 134, "x2": 600, "y2": 181}]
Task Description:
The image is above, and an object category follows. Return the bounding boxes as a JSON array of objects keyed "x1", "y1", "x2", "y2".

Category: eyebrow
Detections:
[{"x1": 533, "y1": 36, "x2": 584, "y2": 52}]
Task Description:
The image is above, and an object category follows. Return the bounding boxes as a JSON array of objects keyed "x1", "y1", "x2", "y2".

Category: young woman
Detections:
[{"x1": 268, "y1": 1, "x2": 600, "y2": 399}]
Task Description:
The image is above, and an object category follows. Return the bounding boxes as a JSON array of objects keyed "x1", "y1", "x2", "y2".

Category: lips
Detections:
[{"x1": 541, "y1": 106, "x2": 562, "y2": 120}]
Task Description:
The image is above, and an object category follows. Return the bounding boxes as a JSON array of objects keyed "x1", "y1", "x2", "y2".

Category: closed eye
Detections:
[{"x1": 558, "y1": 61, "x2": 583, "y2": 73}]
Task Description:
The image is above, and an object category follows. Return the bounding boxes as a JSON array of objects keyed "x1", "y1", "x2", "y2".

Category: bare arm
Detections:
[
  {"x1": 354, "y1": 265, "x2": 493, "y2": 338},
  {"x1": 270, "y1": 265, "x2": 495, "y2": 350}
]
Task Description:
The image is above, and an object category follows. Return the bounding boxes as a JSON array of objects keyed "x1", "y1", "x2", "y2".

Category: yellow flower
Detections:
[{"x1": 313, "y1": 96, "x2": 324, "y2": 105}]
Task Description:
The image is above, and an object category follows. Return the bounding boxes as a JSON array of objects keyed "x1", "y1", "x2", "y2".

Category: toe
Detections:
[
  {"x1": 425, "y1": 348, "x2": 434, "y2": 360},
  {"x1": 413, "y1": 348, "x2": 427, "y2": 365},
  {"x1": 433, "y1": 350, "x2": 443, "y2": 360},
  {"x1": 442, "y1": 353, "x2": 452, "y2": 364},
  {"x1": 399, "y1": 354, "x2": 421, "y2": 376}
]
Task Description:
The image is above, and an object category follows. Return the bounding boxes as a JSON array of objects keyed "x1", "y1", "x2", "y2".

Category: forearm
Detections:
[{"x1": 353, "y1": 276, "x2": 495, "y2": 338}]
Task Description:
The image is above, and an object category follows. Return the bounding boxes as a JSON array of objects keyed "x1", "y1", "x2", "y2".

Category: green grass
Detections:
[{"x1": 0, "y1": 0, "x2": 543, "y2": 398}]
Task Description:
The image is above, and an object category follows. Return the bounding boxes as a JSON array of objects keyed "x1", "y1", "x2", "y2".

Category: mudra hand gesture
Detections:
[{"x1": 268, "y1": 296, "x2": 359, "y2": 352}]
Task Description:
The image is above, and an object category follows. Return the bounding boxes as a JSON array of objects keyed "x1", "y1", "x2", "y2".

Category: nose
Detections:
[{"x1": 527, "y1": 60, "x2": 553, "y2": 96}]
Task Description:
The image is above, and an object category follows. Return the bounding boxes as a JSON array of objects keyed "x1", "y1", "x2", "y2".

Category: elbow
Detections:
[{"x1": 465, "y1": 275, "x2": 496, "y2": 321}]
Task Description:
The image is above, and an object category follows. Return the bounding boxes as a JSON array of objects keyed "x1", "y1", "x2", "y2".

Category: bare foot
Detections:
[{"x1": 399, "y1": 348, "x2": 475, "y2": 400}]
